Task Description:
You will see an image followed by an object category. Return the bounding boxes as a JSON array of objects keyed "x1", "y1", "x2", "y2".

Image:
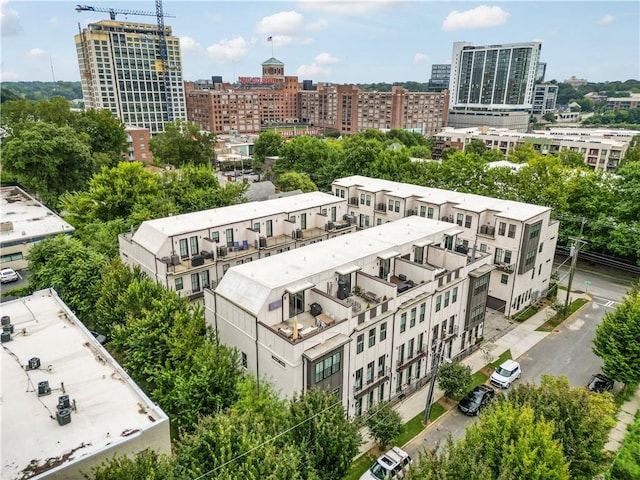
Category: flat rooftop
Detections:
[
  {"x1": 0, "y1": 186, "x2": 74, "y2": 247},
  {"x1": 334, "y1": 176, "x2": 550, "y2": 221},
  {"x1": 0, "y1": 289, "x2": 169, "y2": 480}
]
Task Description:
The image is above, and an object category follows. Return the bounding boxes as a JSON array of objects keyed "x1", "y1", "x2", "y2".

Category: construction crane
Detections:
[{"x1": 76, "y1": 2, "x2": 176, "y2": 122}]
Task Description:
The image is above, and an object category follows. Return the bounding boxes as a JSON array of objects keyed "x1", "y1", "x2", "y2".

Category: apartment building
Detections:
[
  {"x1": 428, "y1": 63, "x2": 450, "y2": 92},
  {"x1": 606, "y1": 93, "x2": 640, "y2": 111},
  {"x1": 1, "y1": 288, "x2": 170, "y2": 480},
  {"x1": 124, "y1": 126, "x2": 153, "y2": 162},
  {"x1": 118, "y1": 192, "x2": 355, "y2": 299},
  {"x1": 433, "y1": 127, "x2": 631, "y2": 171},
  {"x1": 1, "y1": 186, "x2": 75, "y2": 270},
  {"x1": 448, "y1": 41, "x2": 542, "y2": 132},
  {"x1": 331, "y1": 176, "x2": 559, "y2": 317},
  {"x1": 75, "y1": 20, "x2": 186, "y2": 134},
  {"x1": 532, "y1": 83, "x2": 558, "y2": 115},
  {"x1": 204, "y1": 216, "x2": 494, "y2": 416}
]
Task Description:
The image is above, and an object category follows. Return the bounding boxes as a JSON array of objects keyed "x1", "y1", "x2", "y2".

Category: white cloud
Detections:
[
  {"x1": 1, "y1": 0, "x2": 21, "y2": 37},
  {"x1": 48, "y1": 16, "x2": 58, "y2": 25},
  {"x1": 296, "y1": 52, "x2": 339, "y2": 78},
  {"x1": 0, "y1": 70, "x2": 19, "y2": 81},
  {"x1": 269, "y1": 35, "x2": 294, "y2": 47},
  {"x1": 207, "y1": 36, "x2": 249, "y2": 62},
  {"x1": 299, "y1": 0, "x2": 399, "y2": 15},
  {"x1": 306, "y1": 18, "x2": 328, "y2": 32},
  {"x1": 256, "y1": 11, "x2": 304, "y2": 35},
  {"x1": 442, "y1": 5, "x2": 510, "y2": 31},
  {"x1": 180, "y1": 36, "x2": 202, "y2": 53},
  {"x1": 597, "y1": 14, "x2": 614, "y2": 25},
  {"x1": 414, "y1": 53, "x2": 429, "y2": 64},
  {"x1": 28, "y1": 47, "x2": 46, "y2": 57}
]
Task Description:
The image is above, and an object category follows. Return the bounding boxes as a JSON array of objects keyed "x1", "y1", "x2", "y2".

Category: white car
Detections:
[
  {"x1": 0, "y1": 268, "x2": 19, "y2": 284},
  {"x1": 361, "y1": 446, "x2": 412, "y2": 480},
  {"x1": 490, "y1": 359, "x2": 522, "y2": 389}
]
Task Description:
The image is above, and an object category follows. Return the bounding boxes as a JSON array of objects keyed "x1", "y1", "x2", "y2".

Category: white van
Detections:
[{"x1": 360, "y1": 446, "x2": 412, "y2": 480}]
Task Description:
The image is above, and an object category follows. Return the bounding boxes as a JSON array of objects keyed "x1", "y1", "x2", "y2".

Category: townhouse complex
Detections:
[{"x1": 118, "y1": 192, "x2": 356, "y2": 299}]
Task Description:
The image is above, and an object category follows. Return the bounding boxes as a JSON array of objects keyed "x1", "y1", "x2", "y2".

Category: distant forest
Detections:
[{"x1": 1, "y1": 81, "x2": 82, "y2": 102}]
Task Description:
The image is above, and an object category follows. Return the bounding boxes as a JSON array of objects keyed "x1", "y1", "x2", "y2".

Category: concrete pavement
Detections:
[{"x1": 606, "y1": 388, "x2": 640, "y2": 452}]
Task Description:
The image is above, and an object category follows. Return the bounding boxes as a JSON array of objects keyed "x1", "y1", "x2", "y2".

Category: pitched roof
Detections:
[{"x1": 262, "y1": 57, "x2": 284, "y2": 66}]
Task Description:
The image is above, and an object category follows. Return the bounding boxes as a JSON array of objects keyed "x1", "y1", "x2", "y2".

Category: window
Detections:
[
  {"x1": 417, "y1": 333, "x2": 424, "y2": 352},
  {"x1": 408, "y1": 338, "x2": 415, "y2": 358},
  {"x1": 508, "y1": 224, "x2": 516, "y2": 238},
  {"x1": 175, "y1": 277, "x2": 183, "y2": 290},
  {"x1": 457, "y1": 213, "x2": 464, "y2": 226},
  {"x1": 394, "y1": 201, "x2": 400, "y2": 213},
  {"x1": 357, "y1": 334, "x2": 364, "y2": 354},
  {"x1": 444, "y1": 291, "x2": 450, "y2": 307},
  {"x1": 400, "y1": 313, "x2": 407, "y2": 333},
  {"x1": 316, "y1": 352, "x2": 342, "y2": 382},
  {"x1": 432, "y1": 324, "x2": 439, "y2": 346},
  {"x1": 189, "y1": 236, "x2": 199, "y2": 256},
  {"x1": 501, "y1": 274, "x2": 509, "y2": 284},
  {"x1": 539, "y1": 242, "x2": 544, "y2": 253},
  {"x1": 266, "y1": 219, "x2": 273, "y2": 237},
  {"x1": 410, "y1": 308, "x2": 416, "y2": 327},
  {"x1": 367, "y1": 391, "x2": 374, "y2": 409},
  {"x1": 419, "y1": 303, "x2": 426, "y2": 322},
  {"x1": 504, "y1": 250, "x2": 512, "y2": 264},
  {"x1": 452, "y1": 287, "x2": 458, "y2": 303},
  {"x1": 398, "y1": 344, "x2": 405, "y2": 363},
  {"x1": 360, "y1": 193, "x2": 365, "y2": 205},
  {"x1": 226, "y1": 228, "x2": 234, "y2": 246},
  {"x1": 378, "y1": 384, "x2": 385, "y2": 402},
  {"x1": 414, "y1": 246, "x2": 424, "y2": 264},
  {"x1": 498, "y1": 222, "x2": 506, "y2": 236},
  {"x1": 380, "y1": 322, "x2": 387, "y2": 341},
  {"x1": 435, "y1": 295, "x2": 442, "y2": 312},
  {"x1": 241, "y1": 352, "x2": 248, "y2": 369},
  {"x1": 495, "y1": 247, "x2": 503, "y2": 264},
  {"x1": 396, "y1": 371, "x2": 403, "y2": 392},
  {"x1": 480, "y1": 243, "x2": 487, "y2": 252},
  {"x1": 253, "y1": 222, "x2": 260, "y2": 233},
  {"x1": 465, "y1": 215, "x2": 472, "y2": 228},
  {"x1": 529, "y1": 222, "x2": 541, "y2": 239},
  {"x1": 378, "y1": 355, "x2": 385, "y2": 377},
  {"x1": 191, "y1": 273, "x2": 201, "y2": 292},
  {"x1": 211, "y1": 231, "x2": 220, "y2": 243},
  {"x1": 427, "y1": 207, "x2": 434, "y2": 219},
  {"x1": 369, "y1": 328, "x2": 376, "y2": 347},
  {"x1": 420, "y1": 205, "x2": 426, "y2": 217},
  {"x1": 388, "y1": 199, "x2": 394, "y2": 211},
  {"x1": 366, "y1": 195, "x2": 371, "y2": 206},
  {"x1": 179, "y1": 238, "x2": 188, "y2": 258},
  {"x1": 289, "y1": 291, "x2": 304, "y2": 316},
  {"x1": 355, "y1": 368, "x2": 363, "y2": 389},
  {"x1": 366, "y1": 361, "x2": 374, "y2": 383}
]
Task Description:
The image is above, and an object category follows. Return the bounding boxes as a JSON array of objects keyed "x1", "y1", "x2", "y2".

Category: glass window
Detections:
[
  {"x1": 398, "y1": 344, "x2": 405, "y2": 363},
  {"x1": 175, "y1": 277, "x2": 183, "y2": 290},
  {"x1": 394, "y1": 201, "x2": 400, "y2": 213},
  {"x1": 498, "y1": 222, "x2": 506, "y2": 236},
  {"x1": 212, "y1": 231, "x2": 220, "y2": 243},
  {"x1": 508, "y1": 224, "x2": 516, "y2": 238},
  {"x1": 501, "y1": 274, "x2": 509, "y2": 284},
  {"x1": 378, "y1": 355, "x2": 385, "y2": 377},
  {"x1": 380, "y1": 322, "x2": 387, "y2": 341},
  {"x1": 504, "y1": 250, "x2": 512, "y2": 264},
  {"x1": 465, "y1": 215, "x2": 472, "y2": 228},
  {"x1": 367, "y1": 361, "x2": 374, "y2": 383},
  {"x1": 355, "y1": 368, "x2": 362, "y2": 389},
  {"x1": 427, "y1": 207, "x2": 434, "y2": 219},
  {"x1": 360, "y1": 193, "x2": 365, "y2": 204},
  {"x1": 179, "y1": 238, "x2": 188, "y2": 258},
  {"x1": 444, "y1": 291, "x2": 450, "y2": 307},
  {"x1": 410, "y1": 308, "x2": 416, "y2": 327},
  {"x1": 241, "y1": 352, "x2": 248, "y2": 369},
  {"x1": 400, "y1": 313, "x2": 407, "y2": 333},
  {"x1": 368, "y1": 328, "x2": 376, "y2": 347},
  {"x1": 191, "y1": 273, "x2": 200, "y2": 292},
  {"x1": 435, "y1": 295, "x2": 442, "y2": 312},
  {"x1": 452, "y1": 287, "x2": 458, "y2": 303},
  {"x1": 357, "y1": 334, "x2": 364, "y2": 354},
  {"x1": 315, "y1": 363, "x2": 323, "y2": 383},
  {"x1": 190, "y1": 236, "x2": 199, "y2": 256},
  {"x1": 457, "y1": 213, "x2": 464, "y2": 226},
  {"x1": 419, "y1": 205, "x2": 426, "y2": 217},
  {"x1": 253, "y1": 222, "x2": 260, "y2": 233},
  {"x1": 419, "y1": 303, "x2": 426, "y2": 322}
]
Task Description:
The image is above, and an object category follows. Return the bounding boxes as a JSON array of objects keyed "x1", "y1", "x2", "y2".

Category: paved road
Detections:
[
  {"x1": 405, "y1": 265, "x2": 633, "y2": 458},
  {"x1": 0, "y1": 268, "x2": 28, "y2": 303}
]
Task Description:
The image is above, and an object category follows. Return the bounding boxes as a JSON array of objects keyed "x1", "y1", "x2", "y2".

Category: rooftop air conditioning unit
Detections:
[
  {"x1": 218, "y1": 246, "x2": 227, "y2": 257},
  {"x1": 161, "y1": 256, "x2": 171, "y2": 264},
  {"x1": 28, "y1": 357, "x2": 41, "y2": 370},
  {"x1": 1, "y1": 331, "x2": 11, "y2": 343},
  {"x1": 38, "y1": 381, "x2": 51, "y2": 396},
  {"x1": 57, "y1": 395, "x2": 70, "y2": 410},
  {"x1": 1, "y1": 315, "x2": 10, "y2": 326},
  {"x1": 200, "y1": 251, "x2": 212, "y2": 259},
  {"x1": 170, "y1": 254, "x2": 180, "y2": 265},
  {"x1": 56, "y1": 408, "x2": 72, "y2": 426}
]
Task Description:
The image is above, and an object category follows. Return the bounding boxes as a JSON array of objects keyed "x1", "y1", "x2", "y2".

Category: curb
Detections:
[{"x1": 402, "y1": 403, "x2": 458, "y2": 451}]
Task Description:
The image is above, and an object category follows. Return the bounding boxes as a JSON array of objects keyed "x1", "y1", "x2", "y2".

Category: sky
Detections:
[{"x1": 1, "y1": 1, "x2": 639, "y2": 85}]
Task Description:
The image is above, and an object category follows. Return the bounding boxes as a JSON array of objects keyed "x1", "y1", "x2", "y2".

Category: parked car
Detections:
[
  {"x1": 0, "y1": 267, "x2": 19, "y2": 284},
  {"x1": 490, "y1": 359, "x2": 522, "y2": 389},
  {"x1": 360, "y1": 446, "x2": 412, "y2": 480},
  {"x1": 587, "y1": 373, "x2": 614, "y2": 393},
  {"x1": 458, "y1": 385, "x2": 495, "y2": 415}
]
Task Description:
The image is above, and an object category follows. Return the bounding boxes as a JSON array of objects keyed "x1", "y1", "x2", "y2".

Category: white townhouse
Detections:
[
  {"x1": 204, "y1": 216, "x2": 495, "y2": 417},
  {"x1": 119, "y1": 192, "x2": 355, "y2": 299},
  {"x1": 332, "y1": 176, "x2": 559, "y2": 317}
]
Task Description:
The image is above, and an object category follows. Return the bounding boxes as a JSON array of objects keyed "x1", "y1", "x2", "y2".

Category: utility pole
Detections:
[
  {"x1": 423, "y1": 330, "x2": 452, "y2": 424},
  {"x1": 564, "y1": 218, "x2": 587, "y2": 310}
]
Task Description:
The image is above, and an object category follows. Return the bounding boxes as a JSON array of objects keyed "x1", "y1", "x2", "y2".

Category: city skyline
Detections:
[{"x1": 1, "y1": 1, "x2": 639, "y2": 85}]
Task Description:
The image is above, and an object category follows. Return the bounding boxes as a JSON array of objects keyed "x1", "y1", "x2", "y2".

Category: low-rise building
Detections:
[
  {"x1": 331, "y1": 176, "x2": 559, "y2": 317},
  {"x1": 118, "y1": 192, "x2": 355, "y2": 299},
  {"x1": 0, "y1": 186, "x2": 75, "y2": 270},
  {"x1": 606, "y1": 93, "x2": 640, "y2": 110},
  {"x1": 1, "y1": 288, "x2": 171, "y2": 480},
  {"x1": 433, "y1": 127, "x2": 631, "y2": 171},
  {"x1": 532, "y1": 83, "x2": 558, "y2": 115},
  {"x1": 124, "y1": 126, "x2": 153, "y2": 163},
  {"x1": 205, "y1": 216, "x2": 494, "y2": 416}
]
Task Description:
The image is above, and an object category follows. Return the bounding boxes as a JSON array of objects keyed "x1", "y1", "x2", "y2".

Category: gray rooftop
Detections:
[
  {"x1": 0, "y1": 186, "x2": 75, "y2": 247},
  {"x1": 0, "y1": 289, "x2": 169, "y2": 479}
]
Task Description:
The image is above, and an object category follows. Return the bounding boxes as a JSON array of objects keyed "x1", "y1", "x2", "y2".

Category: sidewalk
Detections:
[
  {"x1": 605, "y1": 388, "x2": 640, "y2": 452},
  {"x1": 358, "y1": 301, "x2": 560, "y2": 455}
]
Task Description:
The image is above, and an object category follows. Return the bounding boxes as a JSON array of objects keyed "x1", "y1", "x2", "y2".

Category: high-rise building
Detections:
[
  {"x1": 532, "y1": 83, "x2": 558, "y2": 115},
  {"x1": 448, "y1": 41, "x2": 542, "y2": 131},
  {"x1": 428, "y1": 63, "x2": 450, "y2": 92},
  {"x1": 75, "y1": 20, "x2": 186, "y2": 134}
]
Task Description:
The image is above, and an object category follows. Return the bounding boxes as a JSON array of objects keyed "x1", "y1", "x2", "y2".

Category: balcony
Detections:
[
  {"x1": 374, "y1": 203, "x2": 387, "y2": 213},
  {"x1": 349, "y1": 197, "x2": 359, "y2": 206},
  {"x1": 495, "y1": 262, "x2": 514, "y2": 273}
]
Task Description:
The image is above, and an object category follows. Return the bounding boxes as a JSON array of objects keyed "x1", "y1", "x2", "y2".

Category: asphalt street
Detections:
[{"x1": 405, "y1": 263, "x2": 635, "y2": 458}]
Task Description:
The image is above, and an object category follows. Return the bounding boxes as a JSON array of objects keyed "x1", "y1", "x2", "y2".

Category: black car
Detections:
[
  {"x1": 587, "y1": 374, "x2": 614, "y2": 393},
  {"x1": 458, "y1": 385, "x2": 495, "y2": 416}
]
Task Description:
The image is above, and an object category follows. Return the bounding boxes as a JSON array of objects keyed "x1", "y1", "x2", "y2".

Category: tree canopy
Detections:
[{"x1": 149, "y1": 119, "x2": 216, "y2": 167}]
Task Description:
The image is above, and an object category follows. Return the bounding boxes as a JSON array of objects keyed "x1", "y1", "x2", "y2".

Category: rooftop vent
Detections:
[
  {"x1": 1, "y1": 315, "x2": 10, "y2": 325},
  {"x1": 28, "y1": 357, "x2": 41, "y2": 370},
  {"x1": 56, "y1": 408, "x2": 72, "y2": 426},
  {"x1": 0, "y1": 331, "x2": 11, "y2": 343},
  {"x1": 57, "y1": 395, "x2": 70, "y2": 410},
  {"x1": 38, "y1": 381, "x2": 51, "y2": 396},
  {"x1": 3, "y1": 324, "x2": 14, "y2": 334}
]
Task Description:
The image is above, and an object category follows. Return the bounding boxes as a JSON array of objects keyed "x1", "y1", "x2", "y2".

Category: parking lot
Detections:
[{"x1": 0, "y1": 268, "x2": 28, "y2": 302}]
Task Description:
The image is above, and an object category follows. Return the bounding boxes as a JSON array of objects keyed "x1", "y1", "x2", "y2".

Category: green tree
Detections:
[
  {"x1": 1, "y1": 122, "x2": 95, "y2": 206},
  {"x1": 150, "y1": 119, "x2": 216, "y2": 167},
  {"x1": 508, "y1": 142, "x2": 539, "y2": 163},
  {"x1": 556, "y1": 150, "x2": 587, "y2": 168},
  {"x1": 464, "y1": 138, "x2": 487, "y2": 155},
  {"x1": 437, "y1": 361, "x2": 472, "y2": 399},
  {"x1": 504, "y1": 375, "x2": 616, "y2": 479},
  {"x1": 26, "y1": 235, "x2": 107, "y2": 328},
  {"x1": 593, "y1": 291, "x2": 640, "y2": 389},
  {"x1": 252, "y1": 130, "x2": 284, "y2": 177},
  {"x1": 288, "y1": 389, "x2": 361, "y2": 480},
  {"x1": 364, "y1": 401, "x2": 404, "y2": 449},
  {"x1": 481, "y1": 148, "x2": 505, "y2": 163},
  {"x1": 73, "y1": 108, "x2": 127, "y2": 165},
  {"x1": 277, "y1": 171, "x2": 318, "y2": 192},
  {"x1": 0, "y1": 87, "x2": 20, "y2": 103},
  {"x1": 92, "y1": 449, "x2": 177, "y2": 480},
  {"x1": 543, "y1": 111, "x2": 557, "y2": 123},
  {"x1": 409, "y1": 144, "x2": 431, "y2": 159}
]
